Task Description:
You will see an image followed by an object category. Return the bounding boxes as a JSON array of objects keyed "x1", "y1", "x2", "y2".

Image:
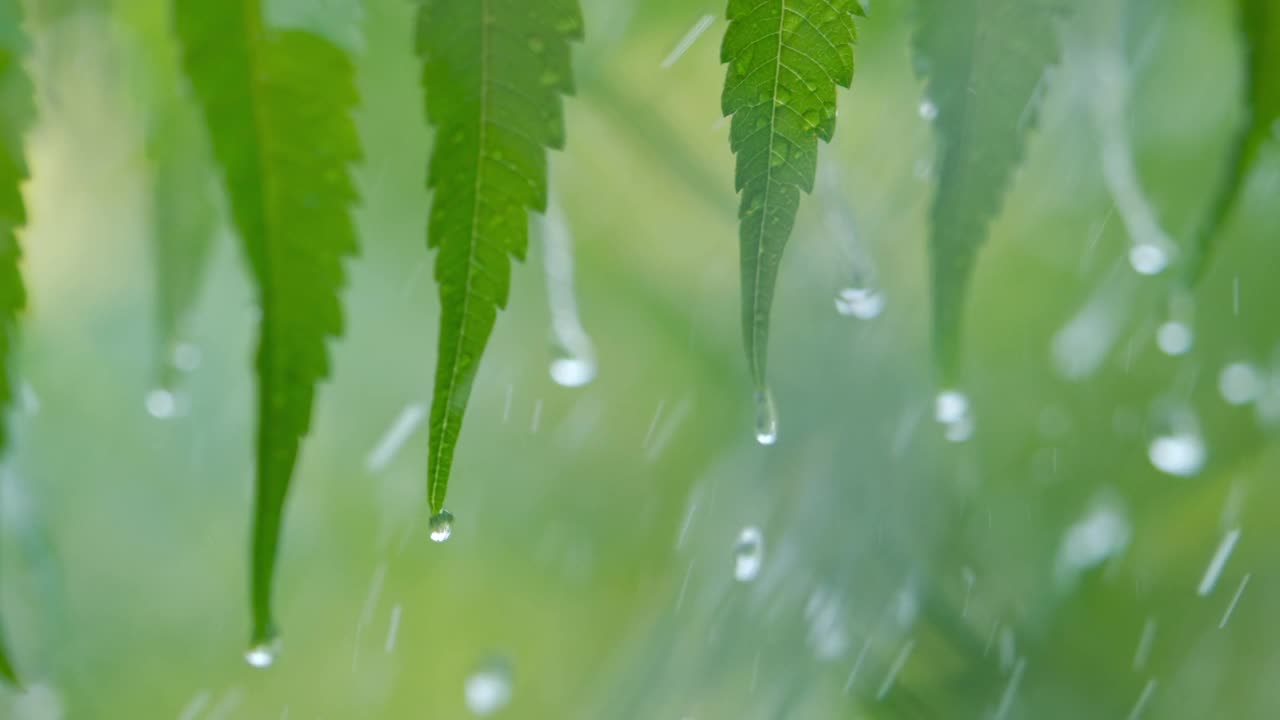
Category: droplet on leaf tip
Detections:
[
  {"x1": 244, "y1": 637, "x2": 281, "y2": 669},
  {"x1": 429, "y1": 510, "x2": 455, "y2": 543},
  {"x1": 549, "y1": 354, "x2": 595, "y2": 388},
  {"x1": 754, "y1": 389, "x2": 778, "y2": 445},
  {"x1": 834, "y1": 287, "x2": 885, "y2": 319}
]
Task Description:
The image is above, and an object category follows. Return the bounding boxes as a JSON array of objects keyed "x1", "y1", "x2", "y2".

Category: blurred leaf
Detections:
[
  {"x1": 1182, "y1": 0, "x2": 1279, "y2": 286},
  {"x1": 0, "y1": 0, "x2": 32, "y2": 686},
  {"x1": 173, "y1": 0, "x2": 361, "y2": 647},
  {"x1": 720, "y1": 0, "x2": 860, "y2": 392},
  {"x1": 913, "y1": 0, "x2": 1060, "y2": 384},
  {"x1": 415, "y1": 0, "x2": 582, "y2": 513}
]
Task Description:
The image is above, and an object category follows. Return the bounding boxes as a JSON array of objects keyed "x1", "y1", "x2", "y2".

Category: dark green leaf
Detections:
[
  {"x1": 416, "y1": 0, "x2": 583, "y2": 514},
  {"x1": 174, "y1": 0, "x2": 361, "y2": 648},
  {"x1": 913, "y1": 0, "x2": 1060, "y2": 384},
  {"x1": 1182, "y1": 0, "x2": 1279, "y2": 286},
  {"x1": 0, "y1": 0, "x2": 32, "y2": 686},
  {"x1": 720, "y1": 0, "x2": 860, "y2": 393}
]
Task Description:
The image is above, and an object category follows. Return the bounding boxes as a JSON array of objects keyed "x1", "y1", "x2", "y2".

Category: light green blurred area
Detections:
[{"x1": 1, "y1": 0, "x2": 1278, "y2": 717}]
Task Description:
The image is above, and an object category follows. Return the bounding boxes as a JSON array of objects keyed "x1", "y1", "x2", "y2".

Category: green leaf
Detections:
[
  {"x1": 913, "y1": 0, "x2": 1060, "y2": 384},
  {"x1": 415, "y1": 0, "x2": 583, "y2": 514},
  {"x1": 720, "y1": 0, "x2": 860, "y2": 393},
  {"x1": 1182, "y1": 0, "x2": 1279, "y2": 287},
  {"x1": 173, "y1": 0, "x2": 361, "y2": 647},
  {"x1": 0, "y1": 0, "x2": 32, "y2": 686}
]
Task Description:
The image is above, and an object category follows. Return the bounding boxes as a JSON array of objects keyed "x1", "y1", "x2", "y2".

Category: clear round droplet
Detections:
[
  {"x1": 918, "y1": 99, "x2": 938, "y2": 121},
  {"x1": 754, "y1": 389, "x2": 778, "y2": 446},
  {"x1": 1128, "y1": 243, "x2": 1169, "y2": 276},
  {"x1": 833, "y1": 287, "x2": 885, "y2": 319},
  {"x1": 429, "y1": 510, "x2": 455, "y2": 543},
  {"x1": 244, "y1": 637, "x2": 281, "y2": 669},
  {"x1": 732, "y1": 526, "x2": 764, "y2": 582},
  {"x1": 1148, "y1": 431, "x2": 1206, "y2": 477},
  {"x1": 464, "y1": 659, "x2": 513, "y2": 716},
  {"x1": 1156, "y1": 321, "x2": 1193, "y2": 356},
  {"x1": 1219, "y1": 363, "x2": 1262, "y2": 406},
  {"x1": 549, "y1": 354, "x2": 596, "y2": 387},
  {"x1": 145, "y1": 388, "x2": 177, "y2": 419}
]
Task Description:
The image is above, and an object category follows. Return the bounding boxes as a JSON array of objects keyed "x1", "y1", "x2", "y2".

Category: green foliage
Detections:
[
  {"x1": 1183, "y1": 0, "x2": 1279, "y2": 286},
  {"x1": 415, "y1": 0, "x2": 583, "y2": 514},
  {"x1": 0, "y1": 0, "x2": 30, "y2": 685},
  {"x1": 720, "y1": 0, "x2": 860, "y2": 392},
  {"x1": 173, "y1": 0, "x2": 361, "y2": 647},
  {"x1": 912, "y1": 0, "x2": 1060, "y2": 384}
]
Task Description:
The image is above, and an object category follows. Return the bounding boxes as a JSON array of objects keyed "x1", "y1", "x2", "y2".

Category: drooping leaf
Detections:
[
  {"x1": 173, "y1": 0, "x2": 361, "y2": 647},
  {"x1": 415, "y1": 0, "x2": 583, "y2": 514},
  {"x1": 913, "y1": 0, "x2": 1060, "y2": 384},
  {"x1": 720, "y1": 0, "x2": 860, "y2": 393},
  {"x1": 0, "y1": 0, "x2": 33, "y2": 686},
  {"x1": 1182, "y1": 0, "x2": 1279, "y2": 286}
]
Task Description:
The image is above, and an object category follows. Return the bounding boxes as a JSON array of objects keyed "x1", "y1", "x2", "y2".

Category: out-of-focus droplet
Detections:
[
  {"x1": 833, "y1": 287, "x2": 885, "y2": 319},
  {"x1": 1218, "y1": 363, "x2": 1261, "y2": 406},
  {"x1": 1128, "y1": 243, "x2": 1168, "y2": 275},
  {"x1": 732, "y1": 526, "x2": 764, "y2": 582},
  {"x1": 1148, "y1": 430, "x2": 1206, "y2": 477},
  {"x1": 244, "y1": 637, "x2": 281, "y2": 669},
  {"x1": 464, "y1": 658, "x2": 513, "y2": 716},
  {"x1": 1155, "y1": 321, "x2": 1192, "y2": 356},
  {"x1": 1056, "y1": 494, "x2": 1130, "y2": 584},
  {"x1": 12, "y1": 683, "x2": 64, "y2": 720},
  {"x1": 145, "y1": 388, "x2": 177, "y2": 419},
  {"x1": 172, "y1": 342, "x2": 202, "y2": 372},
  {"x1": 754, "y1": 389, "x2": 778, "y2": 446},
  {"x1": 549, "y1": 352, "x2": 596, "y2": 388},
  {"x1": 934, "y1": 390, "x2": 973, "y2": 442},
  {"x1": 918, "y1": 99, "x2": 938, "y2": 121},
  {"x1": 429, "y1": 510, "x2": 454, "y2": 543}
]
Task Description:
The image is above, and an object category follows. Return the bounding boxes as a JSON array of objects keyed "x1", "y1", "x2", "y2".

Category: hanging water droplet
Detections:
[
  {"x1": 1155, "y1": 321, "x2": 1192, "y2": 356},
  {"x1": 1148, "y1": 418, "x2": 1206, "y2": 477},
  {"x1": 549, "y1": 352, "x2": 596, "y2": 388},
  {"x1": 918, "y1": 99, "x2": 938, "y2": 121},
  {"x1": 1128, "y1": 243, "x2": 1169, "y2": 275},
  {"x1": 244, "y1": 637, "x2": 281, "y2": 669},
  {"x1": 754, "y1": 389, "x2": 778, "y2": 445},
  {"x1": 1218, "y1": 363, "x2": 1262, "y2": 406},
  {"x1": 732, "y1": 526, "x2": 764, "y2": 582},
  {"x1": 464, "y1": 658, "x2": 513, "y2": 716},
  {"x1": 429, "y1": 510, "x2": 454, "y2": 543},
  {"x1": 934, "y1": 390, "x2": 973, "y2": 442},
  {"x1": 833, "y1": 287, "x2": 885, "y2": 319},
  {"x1": 145, "y1": 388, "x2": 178, "y2": 419}
]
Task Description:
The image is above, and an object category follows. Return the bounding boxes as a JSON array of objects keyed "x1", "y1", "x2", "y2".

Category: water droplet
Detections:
[
  {"x1": 754, "y1": 389, "x2": 778, "y2": 445},
  {"x1": 549, "y1": 353, "x2": 596, "y2": 387},
  {"x1": 1148, "y1": 430, "x2": 1206, "y2": 477},
  {"x1": 145, "y1": 388, "x2": 178, "y2": 419},
  {"x1": 464, "y1": 659, "x2": 512, "y2": 716},
  {"x1": 244, "y1": 637, "x2": 281, "y2": 668},
  {"x1": 1219, "y1": 362, "x2": 1262, "y2": 406},
  {"x1": 833, "y1": 287, "x2": 885, "y2": 319},
  {"x1": 1155, "y1": 321, "x2": 1192, "y2": 356},
  {"x1": 1056, "y1": 494, "x2": 1130, "y2": 583},
  {"x1": 934, "y1": 390, "x2": 974, "y2": 442},
  {"x1": 429, "y1": 510, "x2": 454, "y2": 543},
  {"x1": 732, "y1": 526, "x2": 764, "y2": 582},
  {"x1": 1128, "y1": 243, "x2": 1169, "y2": 275},
  {"x1": 172, "y1": 342, "x2": 202, "y2": 372},
  {"x1": 918, "y1": 99, "x2": 938, "y2": 121}
]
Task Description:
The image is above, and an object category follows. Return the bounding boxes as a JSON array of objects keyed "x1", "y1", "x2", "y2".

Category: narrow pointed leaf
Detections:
[
  {"x1": 913, "y1": 0, "x2": 1060, "y2": 384},
  {"x1": 1183, "y1": 0, "x2": 1279, "y2": 286},
  {"x1": 720, "y1": 0, "x2": 860, "y2": 392},
  {"x1": 416, "y1": 0, "x2": 583, "y2": 513},
  {"x1": 0, "y1": 0, "x2": 33, "y2": 685},
  {"x1": 173, "y1": 0, "x2": 361, "y2": 646}
]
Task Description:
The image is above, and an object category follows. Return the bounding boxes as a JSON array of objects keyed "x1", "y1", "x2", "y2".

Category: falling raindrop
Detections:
[
  {"x1": 754, "y1": 388, "x2": 778, "y2": 445},
  {"x1": 918, "y1": 99, "x2": 938, "y2": 121},
  {"x1": 1218, "y1": 363, "x2": 1262, "y2": 406},
  {"x1": 1155, "y1": 321, "x2": 1192, "y2": 356},
  {"x1": 244, "y1": 637, "x2": 281, "y2": 669},
  {"x1": 1128, "y1": 243, "x2": 1169, "y2": 276},
  {"x1": 833, "y1": 287, "x2": 885, "y2": 319},
  {"x1": 145, "y1": 388, "x2": 178, "y2": 419},
  {"x1": 1148, "y1": 430, "x2": 1205, "y2": 478},
  {"x1": 428, "y1": 510, "x2": 455, "y2": 543},
  {"x1": 1055, "y1": 491, "x2": 1130, "y2": 587},
  {"x1": 549, "y1": 352, "x2": 595, "y2": 388},
  {"x1": 732, "y1": 526, "x2": 764, "y2": 582},
  {"x1": 934, "y1": 389, "x2": 973, "y2": 442},
  {"x1": 540, "y1": 197, "x2": 598, "y2": 389},
  {"x1": 464, "y1": 658, "x2": 513, "y2": 716}
]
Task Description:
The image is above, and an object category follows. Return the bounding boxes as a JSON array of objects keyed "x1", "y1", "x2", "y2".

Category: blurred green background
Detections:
[{"x1": 1, "y1": 0, "x2": 1279, "y2": 717}]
